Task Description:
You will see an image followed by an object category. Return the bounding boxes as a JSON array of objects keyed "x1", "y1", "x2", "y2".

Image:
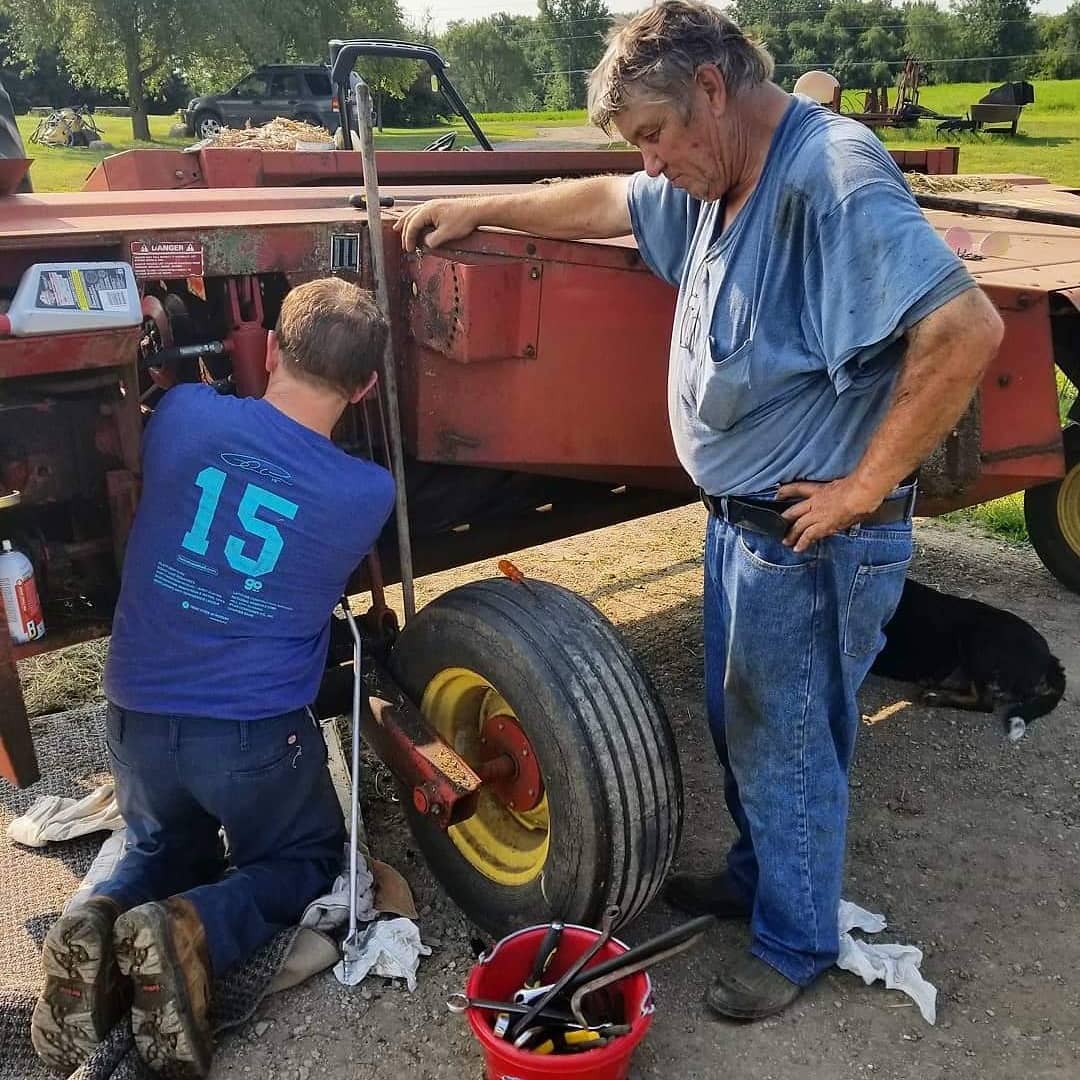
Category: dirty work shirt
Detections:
[
  {"x1": 104, "y1": 385, "x2": 394, "y2": 720},
  {"x1": 627, "y1": 94, "x2": 975, "y2": 497}
]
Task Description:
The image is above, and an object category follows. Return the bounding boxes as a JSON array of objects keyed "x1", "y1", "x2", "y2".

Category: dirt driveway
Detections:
[{"x1": 208, "y1": 508, "x2": 1079, "y2": 1080}]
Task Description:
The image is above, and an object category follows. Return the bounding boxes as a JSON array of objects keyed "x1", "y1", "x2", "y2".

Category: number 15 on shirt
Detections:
[{"x1": 181, "y1": 466, "x2": 299, "y2": 578}]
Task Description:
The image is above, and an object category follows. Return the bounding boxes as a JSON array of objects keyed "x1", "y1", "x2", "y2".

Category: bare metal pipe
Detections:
[{"x1": 355, "y1": 78, "x2": 416, "y2": 621}]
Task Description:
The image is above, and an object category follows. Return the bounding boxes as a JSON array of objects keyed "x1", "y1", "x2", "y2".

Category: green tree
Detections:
[
  {"x1": 954, "y1": 0, "x2": 1037, "y2": 80},
  {"x1": 441, "y1": 16, "x2": 538, "y2": 111},
  {"x1": 3, "y1": 0, "x2": 237, "y2": 139},
  {"x1": 536, "y1": 0, "x2": 610, "y2": 110},
  {"x1": 1036, "y1": 2, "x2": 1080, "y2": 78},
  {"x1": 2, "y1": 0, "x2": 408, "y2": 140},
  {"x1": 903, "y1": 2, "x2": 967, "y2": 82}
]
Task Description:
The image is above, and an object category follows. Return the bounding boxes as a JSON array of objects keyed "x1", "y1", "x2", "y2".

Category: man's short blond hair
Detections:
[
  {"x1": 275, "y1": 277, "x2": 387, "y2": 399},
  {"x1": 588, "y1": 1, "x2": 774, "y2": 132}
]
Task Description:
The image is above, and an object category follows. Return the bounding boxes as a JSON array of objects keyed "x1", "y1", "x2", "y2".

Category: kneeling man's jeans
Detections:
[
  {"x1": 704, "y1": 512, "x2": 911, "y2": 984},
  {"x1": 92, "y1": 704, "x2": 344, "y2": 976}
]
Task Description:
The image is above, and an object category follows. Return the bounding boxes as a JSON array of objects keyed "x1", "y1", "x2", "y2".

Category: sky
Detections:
[{"x1": 402, "y1": 0, "x2": 1071, "y2": 33}]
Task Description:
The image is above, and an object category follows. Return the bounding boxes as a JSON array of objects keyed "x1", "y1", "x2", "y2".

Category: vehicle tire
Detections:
[
  {"x1": 389, "y1": 577, "x2": 683, "y2": 938},
  {"x1": 193, "y1": 110, "x2": 223, "y2": 140},
  {"x1": 1024, "y1": 423, "x2": 1080, "y2": 594}
]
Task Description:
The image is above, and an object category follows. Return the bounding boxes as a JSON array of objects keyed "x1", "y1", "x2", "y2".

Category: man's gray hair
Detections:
[{"x1": 588, "y1": 0, "x2": 775, "y2": 132}]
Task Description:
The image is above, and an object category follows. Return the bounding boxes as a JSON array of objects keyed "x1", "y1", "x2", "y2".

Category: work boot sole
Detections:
[
  {"x1": 114, "y1": 905, "x2": 213, "y2": 1080},
  {"x1": 31, "y1": 904, "x2": 126, "y2": 1074}
]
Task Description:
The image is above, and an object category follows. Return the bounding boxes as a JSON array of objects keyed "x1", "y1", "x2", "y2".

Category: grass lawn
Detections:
[
  {"x1": 877, "y1": 79, "x2": 1080, "y2": 187},
  {"x1": 18, "y1": 81, "x2": 1080, "y2": 192}
]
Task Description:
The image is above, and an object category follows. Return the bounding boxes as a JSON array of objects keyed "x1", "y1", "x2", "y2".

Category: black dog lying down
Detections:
[{"x1": 871, "y1": 577, "x2": 1066, "y2": 741}]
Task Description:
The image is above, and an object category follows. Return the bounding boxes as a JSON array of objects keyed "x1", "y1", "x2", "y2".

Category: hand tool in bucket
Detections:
[
  {"x1": 505, "y1": 905, "x2": 619, "y2": 1041},
  {"x1": 562, "y1": 913, "x2": 716, "y2": 1001},
  {"x1": 338, "y1": 596, "x2": 365, "y2": 980},
  {"x1": 566, "y1": 915, "x2": 716, "y2": 1027}
]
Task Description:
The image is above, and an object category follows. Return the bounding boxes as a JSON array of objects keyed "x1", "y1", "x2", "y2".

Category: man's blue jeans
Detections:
[
  {"x1": 91, "y1": 704, "x2": 345, "y2": 976},
  {"x1": 704, "y1": 509, "x2": 912, "y2": 985}
]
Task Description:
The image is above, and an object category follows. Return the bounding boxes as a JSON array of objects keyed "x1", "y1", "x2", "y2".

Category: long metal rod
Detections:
[
  {"x1": 914, "y1": 192, "x2": 1080, "y2": 230},
  {"x1": 355, "y1": 78, "x2": 416, "y2": 620},
  {"x1": 340, "y1": 596, "x2": 363, "y2": 975}
]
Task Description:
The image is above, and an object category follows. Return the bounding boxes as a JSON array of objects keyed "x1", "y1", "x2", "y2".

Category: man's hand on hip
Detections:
[{"x1": 777, "y1": 477, "x2": 889, "y2": 553}]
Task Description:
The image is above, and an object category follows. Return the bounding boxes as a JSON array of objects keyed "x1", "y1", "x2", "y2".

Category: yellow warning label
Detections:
[{"x1": 70, "y1": 269, "x2": 91, "y2": 311}]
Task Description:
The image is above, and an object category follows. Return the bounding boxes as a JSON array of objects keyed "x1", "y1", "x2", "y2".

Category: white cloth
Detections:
[
  {"x1": 296, "y1": 846, "x2": 426, "y2": 991},
  {"x1": 836, "y1": 899, "x2": 938, "y2": 1024},
  {"x1": 300, "y1": 861, "x2": 377, "y2": 933},
  {"x1": 7, "y1": 784, "x2": 123, "y2": 848},
  {"x1": 334, "y1": 917, "x2": 431, "y2": 991}
]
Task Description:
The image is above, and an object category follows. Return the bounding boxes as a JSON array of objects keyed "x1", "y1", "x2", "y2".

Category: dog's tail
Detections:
[{"x1": 999, "y1": 656, "x2": 1067, "y2": 740}]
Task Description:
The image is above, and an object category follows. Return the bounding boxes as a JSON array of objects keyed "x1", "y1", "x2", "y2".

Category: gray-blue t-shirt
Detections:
[{"x1": 627, "y1": 94, "x2": 974, "y2": 497}]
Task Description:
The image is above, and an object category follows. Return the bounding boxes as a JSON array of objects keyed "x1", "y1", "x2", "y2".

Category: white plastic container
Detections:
[
  {"x1": 0, "y1": 262, "x2": 141, "y2": 337},
  {"x1": 0, "y1": 539, "x2": 45, "y2": 644}
]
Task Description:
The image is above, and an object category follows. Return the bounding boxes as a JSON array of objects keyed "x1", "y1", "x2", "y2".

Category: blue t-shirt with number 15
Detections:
[{"x1": 104, "y1": 384, "x2": 395, "y2": 721}]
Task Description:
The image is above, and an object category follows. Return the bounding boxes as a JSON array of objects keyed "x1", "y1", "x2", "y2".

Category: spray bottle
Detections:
[{"x1": 0, "y1": 539, "x2": 45, "y2": 644}]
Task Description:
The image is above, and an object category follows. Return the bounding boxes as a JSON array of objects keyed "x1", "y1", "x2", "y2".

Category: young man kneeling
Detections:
[{"x1": 32, "y1": 278, "x2": 395, "y2": 1078}]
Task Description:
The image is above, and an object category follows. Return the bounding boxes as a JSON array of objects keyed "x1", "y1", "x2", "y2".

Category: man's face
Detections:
[{"x1": 614, "y1": 71, "x2": 732, "y2": 203}]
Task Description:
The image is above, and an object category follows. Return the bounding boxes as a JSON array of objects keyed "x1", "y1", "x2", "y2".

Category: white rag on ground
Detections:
[
  {"x1": 836, "y1": 899, "x2": 938, "y2": 1024},
  {"x1": 333, "y1": 917, "x2": 432, "y2": 992},
  {"x1": 296, "y1": 844, "x2": 428, "y2": 991},
  {"x1": 7, "y1": 784, "x2": 124, "y2": 847}
]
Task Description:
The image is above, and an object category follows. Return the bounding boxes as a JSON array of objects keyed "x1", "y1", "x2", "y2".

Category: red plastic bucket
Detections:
[{"x1": 464, "y1": 923, "x2": 654, "y2": 1080}]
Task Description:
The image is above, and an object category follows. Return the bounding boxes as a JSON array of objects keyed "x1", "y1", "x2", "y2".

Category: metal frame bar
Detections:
[{"x1": 328, "y1": 39, "x2": 494, "y2": 152}]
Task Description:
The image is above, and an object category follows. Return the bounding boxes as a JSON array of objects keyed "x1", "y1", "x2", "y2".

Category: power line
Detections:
[
  {"x1": 538, "y1": 48, "x2": 1079, "y2": 76},
  {"x1": 777, "y1": 50, "x2": 1076, "y2": 68}
]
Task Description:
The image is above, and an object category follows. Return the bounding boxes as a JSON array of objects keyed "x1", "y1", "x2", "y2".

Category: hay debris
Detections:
[
  {"x1": 906, "y1": 173, "x2": 1012, "y2": 194},
  {"x1": 17, "y1": 639, "x2": 108, "y2": 717},
  {"x1": 196, "y1": 116, "x2": 333, "y2": 151}
]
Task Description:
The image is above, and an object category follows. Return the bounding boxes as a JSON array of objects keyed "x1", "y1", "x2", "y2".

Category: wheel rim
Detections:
[
  {"x1": 1056, "y1": 459, "x2": 1080, "y2": 555},
  {"x1": 199, "y1": 117, "x2": 221, "y2": 138},
  {"x1": 420, "y1": 667, "x2": 549, "y2": 886}
]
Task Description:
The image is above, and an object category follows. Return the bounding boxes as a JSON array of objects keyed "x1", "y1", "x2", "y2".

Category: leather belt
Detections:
[{"x1": 699, "y1": 484, "x2": 917, "y2": 540}]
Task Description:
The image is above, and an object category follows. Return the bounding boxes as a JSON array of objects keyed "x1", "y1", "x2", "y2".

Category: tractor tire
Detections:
[
  {"x1": 1025, "y1": 423, "x2": 1080, "y2": 594},
  {"x1": 193, "y1": 110, "x2": 223, "y2": 140},
  {"x1": 390, "y1": 577, "x2": 683, "y2": 938}
]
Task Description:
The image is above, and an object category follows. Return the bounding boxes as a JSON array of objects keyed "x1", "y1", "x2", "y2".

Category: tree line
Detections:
[{"x1": 1, "y1": 0, "x2": 1078, "y2": 137}]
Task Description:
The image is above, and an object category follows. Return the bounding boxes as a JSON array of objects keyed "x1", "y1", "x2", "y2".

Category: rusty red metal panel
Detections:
[
  {"x1": 403, "y1": 247, "x2": 681, "y2": 480},
  {"x1": 0, "y1": 326, "x2": 142, "y2": 378},
  {"x1": 82, "y1": 148, "x2": 649, "y2": 192},
  {"x1": 978, "y1": 284, "x2": 1065, "y2": 480},
  {"x1": 408, "y1": 255, "x2": 542, "y2": 363},
  {"x1": 78, "y1": 144, "x2": 960, "y2": 194}
]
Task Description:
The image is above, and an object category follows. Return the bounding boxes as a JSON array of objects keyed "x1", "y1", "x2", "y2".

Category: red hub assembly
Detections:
[{"x1": 475, "y1": 714, "x2": 543, "y2": 813}]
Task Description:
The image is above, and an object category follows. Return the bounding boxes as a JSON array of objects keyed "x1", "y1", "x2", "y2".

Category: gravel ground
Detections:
[{"x1": 206, "y1": 508, "x2": 1080, "y2": 1080}]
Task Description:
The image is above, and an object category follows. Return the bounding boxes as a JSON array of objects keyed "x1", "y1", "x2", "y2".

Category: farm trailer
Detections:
[{"x1": 1, "y1": 59, "x2": 1077, "y2": 936}]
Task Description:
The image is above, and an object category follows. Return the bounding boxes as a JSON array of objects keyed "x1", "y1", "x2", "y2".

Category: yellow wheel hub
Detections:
[
  {"x1": 1057, "y1": 460, "x2": 1080, "y2": 555},
  {"x1": 420, "y1": 667, "x2": 550, "y2": 886}
]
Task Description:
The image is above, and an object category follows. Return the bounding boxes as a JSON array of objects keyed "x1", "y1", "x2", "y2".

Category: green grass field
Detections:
[
  {"x1": 17, "y1": 85, "x2": 1078, "y2": 546},
  {"x1": 18, "y1": 80, "x2": 1080, "y2": 192}
]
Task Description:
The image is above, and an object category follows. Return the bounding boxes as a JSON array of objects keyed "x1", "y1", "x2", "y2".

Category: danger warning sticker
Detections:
[{"x1": 130, "y1": 240, "x2": 205, "y2": 279}]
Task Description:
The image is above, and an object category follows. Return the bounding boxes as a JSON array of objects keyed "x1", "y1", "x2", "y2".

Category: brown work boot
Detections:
[
  {"x1": 31, "y1": 895, "x2": 128, "y2": 1074},
  {"x1": 113, "y1": 898, "x2": 213, "y2": 1079},
  {"x1": 706, "y1": 953, "x2": 804, "y2": 1021},
  {"x1": 664, "y1": 870, "x2": 753, "y2": 920}
]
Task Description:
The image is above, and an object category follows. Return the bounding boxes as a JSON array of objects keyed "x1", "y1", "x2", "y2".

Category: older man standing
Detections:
[{"x1": 398, "y1": 1, "x2": 1002, "y2": 1020}]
